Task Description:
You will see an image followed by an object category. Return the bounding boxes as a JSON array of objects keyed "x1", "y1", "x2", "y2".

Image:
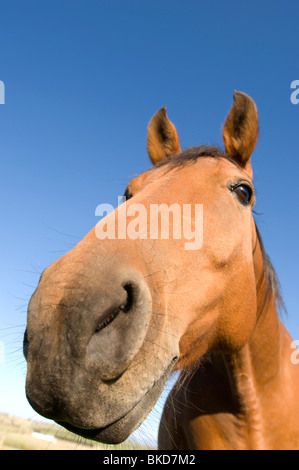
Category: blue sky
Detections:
[{"x1": 0, "y1": 0, "x2": 298, "y2": 445}]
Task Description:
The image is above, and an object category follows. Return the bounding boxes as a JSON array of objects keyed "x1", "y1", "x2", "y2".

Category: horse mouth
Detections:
[
  {"x1": 57, "y1": 405, "x2": 138, "y2": 443},
  {"x1": 56, "y1": 357, "x2": 177, "y2": 444},
  {"x1": 57, "y1": 416, "x2": 125, "y2": 443}
]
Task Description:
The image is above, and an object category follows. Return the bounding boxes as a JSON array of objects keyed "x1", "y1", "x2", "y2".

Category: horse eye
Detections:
[
  {"x1": 124, "y1": 187, "x2": 133, "y2": 201},
  {"x1": 232, "y1": 184, "x2": 252, "y2": 205}
]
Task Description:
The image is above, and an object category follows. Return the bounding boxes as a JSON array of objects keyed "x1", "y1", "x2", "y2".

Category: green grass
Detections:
[{"x1": 0, "y1": 413, "x2": 156, "y2": 450}]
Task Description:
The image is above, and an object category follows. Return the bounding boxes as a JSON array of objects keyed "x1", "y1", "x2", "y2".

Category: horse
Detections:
[{"x1": 24, "y1": 92, "x2": 299, "y2": 450}]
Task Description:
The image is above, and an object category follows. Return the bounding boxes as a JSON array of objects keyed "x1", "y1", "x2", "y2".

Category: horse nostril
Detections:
[
  {"x1": 94, "y1": 283, "x2": 135, "y2": 334},
  {"x1": 23, "y1": 328, "x2": 29, "y2": 361},
  {"x1": 87, "y1": 273, "x2": 152, "y2": 381},
  {"x1": 122, "y1": 283, "x2": 134, "y2": 313}
]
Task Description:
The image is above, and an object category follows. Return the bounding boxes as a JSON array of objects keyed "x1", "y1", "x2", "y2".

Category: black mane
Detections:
[{"x1": 155, "y1": 145, "x2": 241, "y2": 170}]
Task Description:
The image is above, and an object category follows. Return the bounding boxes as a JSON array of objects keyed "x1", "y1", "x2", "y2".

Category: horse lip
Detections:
[
  {"x1": 56, "y1": 356, "x2": 178, "y2": 443},
  {"x1": 57, "y1": 404, "x2": 133, "y2": 436},
  {"x1": 56, "y1": 379, "x2": 160, "y2": 438},
  {"x1": 56, "y1": 412, "x2": 126, "y2": 440}
]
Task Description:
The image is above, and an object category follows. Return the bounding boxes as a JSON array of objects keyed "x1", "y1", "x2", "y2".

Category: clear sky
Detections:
[{"x1": 0, "y1": 0, "x2": 298, "y2": 446}]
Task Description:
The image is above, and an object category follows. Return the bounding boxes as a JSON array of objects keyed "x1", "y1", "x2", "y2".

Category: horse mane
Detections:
[
  {"x1": 155, "y1": 145, "x2": 228, "y2": 168},
  {"x1": 255, "y1": 224, "x2": 285, "y2": 315},
  {"x1": 155, "y1": 145, "x2": 285, "y2": 315}
]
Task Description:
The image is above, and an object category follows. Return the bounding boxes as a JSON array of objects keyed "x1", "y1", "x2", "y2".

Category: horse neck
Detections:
[
  {"x1": 240, "y1": 234, "x2": 283, "y2": 385},
  {"x1": 220, "y1": 235, "x2": 296, "y2": 448}
]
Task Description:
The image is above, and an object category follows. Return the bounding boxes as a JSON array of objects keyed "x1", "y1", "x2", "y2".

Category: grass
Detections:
[{"x1": 0, "y1": 413, "x2": 155, "y2": 450}]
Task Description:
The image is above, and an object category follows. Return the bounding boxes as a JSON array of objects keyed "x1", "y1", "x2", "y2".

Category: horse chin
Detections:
[{"x1": 57, "y1": 358, "x2": 177, "y2": 444}]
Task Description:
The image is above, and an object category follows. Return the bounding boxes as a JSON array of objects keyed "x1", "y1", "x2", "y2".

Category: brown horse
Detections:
[{"x1": 24, "y1": 92, "x2": 299, "y2": 450}]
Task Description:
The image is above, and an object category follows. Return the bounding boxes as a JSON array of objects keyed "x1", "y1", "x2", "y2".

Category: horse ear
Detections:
[
  {"x1": 223, "y1": 92, "x2": 259, "y2": 173},
  {"x1": 147, "y1": 107, "x2": 181, "y2": 165}
]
